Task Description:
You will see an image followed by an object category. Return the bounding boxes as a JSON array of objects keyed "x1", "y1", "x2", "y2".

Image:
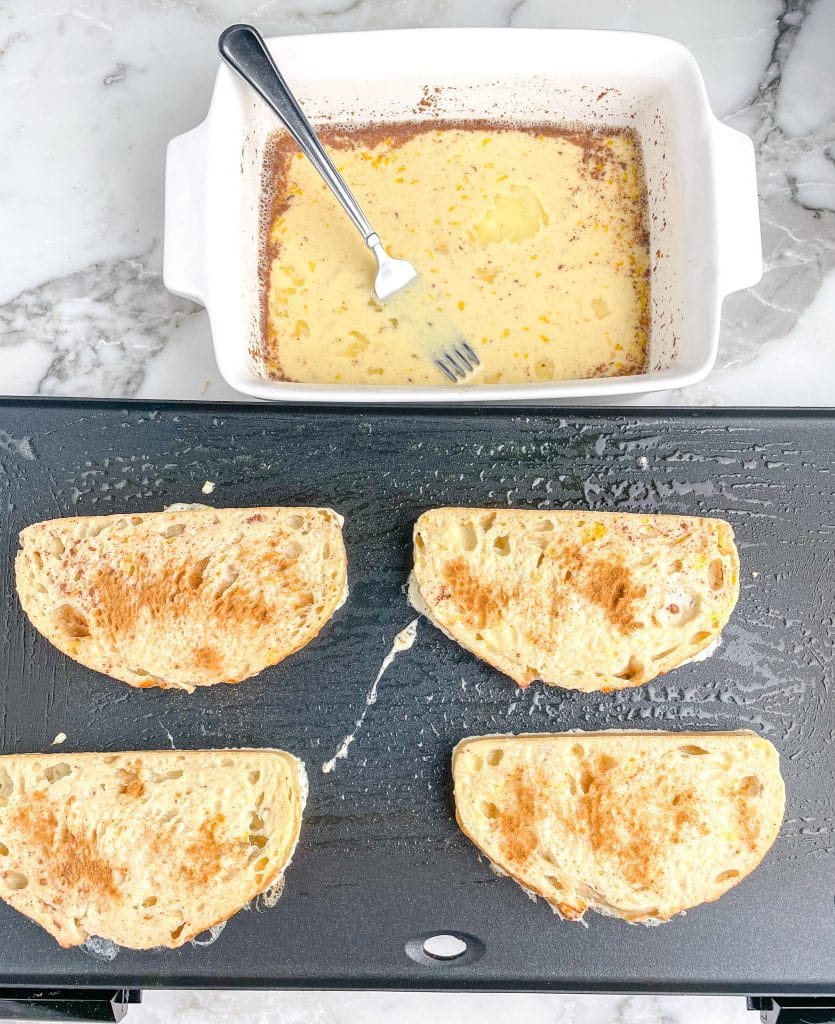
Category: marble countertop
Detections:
[{"x1": 1, "y1": 1, "x2": 833, "y2": 1022}]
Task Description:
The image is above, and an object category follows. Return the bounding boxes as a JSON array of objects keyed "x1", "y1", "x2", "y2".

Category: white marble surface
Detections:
[
  {"x1": 119, "y1": 990, "x2": 754, "y2": 1024},
  {"x1": 1, "y1": 1, "x2": 833, "y2": 1022}
]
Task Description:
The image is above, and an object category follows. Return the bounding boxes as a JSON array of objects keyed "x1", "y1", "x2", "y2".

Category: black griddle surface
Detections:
[{"x1": 0, "y1": 400, "x2": 833, "y2": 993}]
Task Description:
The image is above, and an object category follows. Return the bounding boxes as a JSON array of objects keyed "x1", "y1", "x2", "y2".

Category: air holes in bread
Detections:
[
  {"x1": 0, "y1": 843, "x2": 8, "y2": 856},
  {"x1": 615, "y1": 655, "x2": 645, "y2": 682},
  {"x1": 578, "y1": 768, "x2": 593, "y2": 794},
  {"x1": 54, "y1": 604, "x2": 90, "y2": 639},
  {"x1": 32, "y1": 551, "x2": 43, "y2": 570},
  {"x1": 534, "y1": 519, "x2": 554, "y2": 532},
  {"x1": 286, "y1": 540, "x2": 303, "y2": 558},
  {"x1": 249, "y1": 809, "x2": 268, "y2": 849},
  {"x1": 163, "y1": 524, "x2": 186, "y2": 539},
  {"x1": 116, "y1": 770, "x2": 144, "y2": 797},
  {"x1": 0, "y1": 769, "x2": 13, "y2": 803},
  {"x1": 142, "y1": 895, "x2": 157, "y2": 908},
  {"x1": 482, "y1": 512, "x2": 497, "y2": 531},
  {"x1": 545, "y1": 875, "x2": 564, "y2": 892},
  {"x1": 289, "y1": 514, "x2": 305, "y2": 529},
  {"x1": 673, "y1": 558, "x2": 684, "y2": 572},
  {"x1": 486, "y1": 749, "x2": 504, "y2": 767},
  {"x1": 493, "y1": 535, "x2": 511, "y2": 556},
  {"x1": 680, "y1": 745, "x2": 710, "y2": 756},
  {"x1": 221, "y1": 758, "x2": 234, "y2": 768},
  {"x1": 186, "y1": 556, "x2": 210, "y2": 590},
  {"x1": 43, "y1": 763, "x2": 72, "y2": 784},
  {"x1": 483, "y1": 801, "x2": 499, "y2": 820},
  {"x1": 459, "y1": 521, "x2": 478, "y2": 551},
  {"x1": 152, "y1": 770, "x2": 183, "y2": 783},
  {"x1": 170, "y1": 923, "x2": 185, "y2": 941},
  {"x1": 130, "y1": 516, "x2": 144, "y2": 527},
  {"x1": 3, "y1": 870, "x2": 28, "y2": 890},
  {"x1": 652, "y1": 644, "x2": 681, "y2": 662},
  {"x1": 249, "y1": 771, "x2": 260, "y2": 785},
  {"x1": 708, "y1": 558, "x2": 725, "y2": 590},
  {"x1": 535, "y1": 552, "x2": 545, "y2": 568},
  {"x1": 740, "y1": 775, "x2": 764, "y2": 797},
  {"x1": 415, "y1": 533, "x2": 425, "y2": 549},
  {"x1": 691, "y1": 631, "x2": 712, "y2": 645},
  {"x1": 48, "y1": 534, "x2": 65, "y2": 557},
  {"x1": 715, "y1": 869, "x2": 739, "y2": 883}
]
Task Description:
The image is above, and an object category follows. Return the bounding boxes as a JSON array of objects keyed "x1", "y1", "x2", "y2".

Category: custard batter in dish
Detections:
[{"x1": 261, "y1": 122, "x2": 650, "y2": 386}]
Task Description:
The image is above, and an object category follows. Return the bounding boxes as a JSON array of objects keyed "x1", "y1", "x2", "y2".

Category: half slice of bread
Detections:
[
  {"x1": 16, "y1": 506, "x2": 347, "y2": 691},
  {"x1": 411, "y1": 508, "x2": 739, "y2": 690},
  {"x1": 0, "y1": 749, "x2": 305, "y2": 948},
  {"x1": 453, "y1": 731, "x2": 784, "y2": 923}
]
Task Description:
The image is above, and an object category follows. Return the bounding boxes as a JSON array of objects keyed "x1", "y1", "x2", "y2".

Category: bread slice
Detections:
[
  {"x1": 0, "y1": 748, "x2": 305, "y2": 948},
  {"x1": 453, "y1": 731, "x2": 784, "y2": 924},
  {"x1": 410, "y1": 508, "x2": 739, "y2": 690},
  {"x1": 15, "y1": 506, "x2": 348, "y2": 691}
]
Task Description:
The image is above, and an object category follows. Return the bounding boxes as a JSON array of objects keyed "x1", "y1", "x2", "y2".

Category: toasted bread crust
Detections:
[
  {"x1": 453, "y1": 731, "x2": 785, "y2": 923},
  {"x1": 15, "y1": 507, "x2": 348, "y2": 691},
  {"x1": 412, "y1": 508, "x2": 740, "y2": 691},
  {"x1": 0, "y1": 750, "x2": 305, "y2": 948}
]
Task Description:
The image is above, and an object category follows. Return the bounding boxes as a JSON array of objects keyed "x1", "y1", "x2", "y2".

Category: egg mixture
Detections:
[{"x1": 261, "y1": 122, "x2": 650, "y2": 386}]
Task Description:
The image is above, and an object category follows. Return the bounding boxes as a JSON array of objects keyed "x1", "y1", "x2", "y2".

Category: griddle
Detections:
[{"x1": 0, "y1": 400, "x2": 833, "y2": 1004}]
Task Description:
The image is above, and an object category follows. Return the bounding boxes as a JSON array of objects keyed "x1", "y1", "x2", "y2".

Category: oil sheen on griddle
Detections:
[{"x1": 262, "y1": 122, "x2": 650, "y2": 386}]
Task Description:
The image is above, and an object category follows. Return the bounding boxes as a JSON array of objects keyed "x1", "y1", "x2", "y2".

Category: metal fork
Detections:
[{"x1": 218, "y1": 24, "x2": 480, "y2": 383}]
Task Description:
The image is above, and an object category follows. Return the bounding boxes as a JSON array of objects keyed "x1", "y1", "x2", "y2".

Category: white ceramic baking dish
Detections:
[{"x1": 164, "y1": 28, "x2": 762, "y2": 403}]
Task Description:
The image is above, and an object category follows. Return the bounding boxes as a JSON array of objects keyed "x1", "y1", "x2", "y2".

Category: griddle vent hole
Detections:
[
  {"x1": 405, "y1": 931, "x2": 486, "y2": 968},
  {"x1": 423, "y1": 934, "x2": 467, "y2": 960}
]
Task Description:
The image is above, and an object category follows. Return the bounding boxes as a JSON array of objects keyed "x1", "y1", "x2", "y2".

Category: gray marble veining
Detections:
[
  {"x1": 0, "y1": 252, "x2": 196, "y2": 395},
  {"x1": 719, "y1": 0, "x2": 835, "y2": 371}
]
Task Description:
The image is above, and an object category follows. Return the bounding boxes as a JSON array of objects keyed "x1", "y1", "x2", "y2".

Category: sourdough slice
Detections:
[
  {"x1": 453, "y1": 731, "x2": 784, "y2": 923},
  {"x1": 411, "y1": 508, "x2": 739, "y2": 690},
  {"x1": 15, "y1": 506, "x2": 347, "y2": 691},
  {"x1": 0, "y1": 749, "x2": 305, "y2": 949}
]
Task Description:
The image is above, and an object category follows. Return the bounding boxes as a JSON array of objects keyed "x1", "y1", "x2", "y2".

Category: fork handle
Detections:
[{"x1": 219, "y1": 24, "x2": 379, "y2": 248}]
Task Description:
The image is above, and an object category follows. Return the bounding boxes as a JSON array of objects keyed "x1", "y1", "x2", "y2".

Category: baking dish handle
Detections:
[
  {"x1": 163, "y1": 121, "x2": 209, "y2": 305},
  {"x1": 713, "y1": 121, "x2": 763, "y2": 297}
]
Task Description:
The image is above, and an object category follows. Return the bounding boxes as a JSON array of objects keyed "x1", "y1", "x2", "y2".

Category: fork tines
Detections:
[{"x1": 434, "y1": 341, "x2": 481, "y2": 382}]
